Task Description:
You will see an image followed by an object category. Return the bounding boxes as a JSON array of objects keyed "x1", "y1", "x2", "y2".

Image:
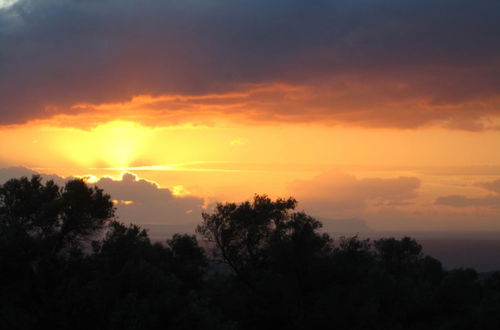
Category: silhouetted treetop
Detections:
[
  {"x1": 0, "y1": 175, "x2": 114, "y2": 256},
  {"x1": 196, "y1": 195, "x2": 329, "y2": 275}
]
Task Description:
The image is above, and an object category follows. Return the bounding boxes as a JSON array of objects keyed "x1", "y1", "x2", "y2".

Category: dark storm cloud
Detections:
[{"x1": 1, "y1": 0, "x2": 499, "y2": 127}]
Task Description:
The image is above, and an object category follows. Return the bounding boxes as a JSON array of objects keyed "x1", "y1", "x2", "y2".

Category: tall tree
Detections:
[{"x1": 0, "y1": 175, "x2": 114, "y2": 260}]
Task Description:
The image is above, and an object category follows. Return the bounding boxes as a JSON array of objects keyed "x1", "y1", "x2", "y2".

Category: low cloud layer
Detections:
[
  {"x1": 0, "y1": 167, "x2": 205, "y2": 225},
  {"x1": 95, "y1": 173, "x2": 204, "y2": 225},
  {"x1": 435, "y1": 195, "x2": 500, "y2": 208},
  {"x1": 2, "y1": 167, "x2": 500, "y2": 231},
  {"x1": 1, "y1": 0, "x2": 499, "y2": 129},
  {"x1": 0, "y1": 166, "x2": 65, "y2": 185},
  {"x1": 476, "y1": 179, "x2": 500, "y2": 195},
  {"x1": 435, "y1": 178, "x2": 500, "y2": 209},
  {"x1": 290, "y1": 172, "x2": 421, "y2": 218}
]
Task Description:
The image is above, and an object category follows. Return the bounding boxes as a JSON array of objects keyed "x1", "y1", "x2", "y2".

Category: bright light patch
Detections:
[
  {"x1": 55, "y1": 120, "x2": 154, "y2": 168},
  {"x1": 112, "y1": 200, "x2": 135, "y2": 206},
  {"x1": 172, "y1": 185, "x2": 191, "y2": 196},
  {"x1": 77, "y1": 174, "x2": 99, "y2": 183},
  {"x1": 0, "y1": 0, "x2": 18, "y2": 9}
]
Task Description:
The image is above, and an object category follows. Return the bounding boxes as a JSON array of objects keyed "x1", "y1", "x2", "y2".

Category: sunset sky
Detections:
[{"x1": 1, "y1": 0, "x2": 499, "y2": 231}]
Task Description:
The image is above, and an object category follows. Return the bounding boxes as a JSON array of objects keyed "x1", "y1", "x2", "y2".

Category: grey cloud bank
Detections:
[{"x1": 0, "y1": 0, "x2": 499, "y2": 128}]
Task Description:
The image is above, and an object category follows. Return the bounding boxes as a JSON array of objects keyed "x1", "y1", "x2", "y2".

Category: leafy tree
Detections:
[
  {"x1": 196, "y1": 195, "x2": 329, "y2": 279},
  {"x1": 0, "y1": 175, "x2": 114, "y2": 257},
  {"x1": 197, "y1": 195, "x2": 332, "y2": 329},
  {"x1": 167, "y1": 233, "x2": 208, "y2": 289},
  {"x1": 0, "y1": 175, "x2": 114, "y2": 329}
]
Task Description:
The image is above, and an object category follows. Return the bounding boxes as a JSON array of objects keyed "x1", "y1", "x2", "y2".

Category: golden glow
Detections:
[
  {"x1": 2, "y1": 119, "x2": 500, "y2": 171},
  {"x1": 113, "y1": 200, "x2": 135, "y2": 205},
  {"x1": 54, "y1": 121, "x2": 154, "y2": 168},
  {"x1": 76, "y1": 174, "x2": 100, "y2": 183},
  {"x1": 1, "y1": 113, "x2": 500, "y2": 230},
  {"x1": 172, "y1": 185, "x2": 191, "y2": 196}
]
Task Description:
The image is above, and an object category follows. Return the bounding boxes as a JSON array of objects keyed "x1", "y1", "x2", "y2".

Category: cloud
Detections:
[
  {"x1": 94, "y1": 173, "x2": 205, "y2": 225},
  {"x1": 290, "y1": 172, "x2": 420, "y2": 217},
  {"x1": 0, "y1": 166, "x2": 66, "y2": 185},
  {"x1": 476, "y1": 179, "x2": 500, "y2": 194},
  {"x1": 1, "y1": 0, "x2": 499, "y2": 129},
  {"x1": 435, "y1": 195, "x2": 500, "y2": 208},
  {"x1": 434, "y1": 178, "x2": 500, "y2": 209},
  {"x1": 0, "y1": 166, "x2": 38, "y2": 182},
  {"x1": 0, "y1": 167, "x2": 205, "y2": 226}
]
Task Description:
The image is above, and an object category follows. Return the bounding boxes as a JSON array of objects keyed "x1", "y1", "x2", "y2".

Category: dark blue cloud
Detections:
[{"x1": 1, "y1": 0, "x2": 499, "y2": 127}]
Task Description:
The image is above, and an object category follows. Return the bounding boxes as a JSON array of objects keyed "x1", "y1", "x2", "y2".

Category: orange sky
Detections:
[
  {"x1": 1, "y1": 0, "x2": 500, "y2": 231},
  {"x1": 1, "y1": 109, "x2": 500, "y2": 231}
]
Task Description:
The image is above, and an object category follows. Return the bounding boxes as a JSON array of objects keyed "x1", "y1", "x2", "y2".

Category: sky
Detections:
[{"x1": 1, "y1": 0, "x2": 500, "y2": 232}]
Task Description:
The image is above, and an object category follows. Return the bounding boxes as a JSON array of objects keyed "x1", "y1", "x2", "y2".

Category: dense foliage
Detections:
[{"x1": 1, "y1": 176, "x2": 500, "y2": 330}]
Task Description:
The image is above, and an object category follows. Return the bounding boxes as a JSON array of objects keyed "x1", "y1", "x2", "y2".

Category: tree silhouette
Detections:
[
  {"x1": 0, "y1": 175, "x2": 114, "y2": 256},
  {"x1": 196, "y1": 195, "x2": 329, "y2": 279},
  {"x1": 0, "y1": 176, "x2": 114, "y2": 329},
  {"x1": 2, "y1": 179, "x2": 500, "y2": 330}
]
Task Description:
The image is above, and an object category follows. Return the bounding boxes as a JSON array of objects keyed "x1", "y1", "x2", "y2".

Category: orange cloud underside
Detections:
[{"x1": 29, "y1": 83, "x2": 500, "y2": 130}]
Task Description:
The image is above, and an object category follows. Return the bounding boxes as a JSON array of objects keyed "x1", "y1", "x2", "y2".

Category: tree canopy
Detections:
[
  {"x1": 1, "y1": 176, "x2": 500, "y2": 330},
  {"x1": 0, "y1": 175, "x2": 114, "y2": 254}
]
